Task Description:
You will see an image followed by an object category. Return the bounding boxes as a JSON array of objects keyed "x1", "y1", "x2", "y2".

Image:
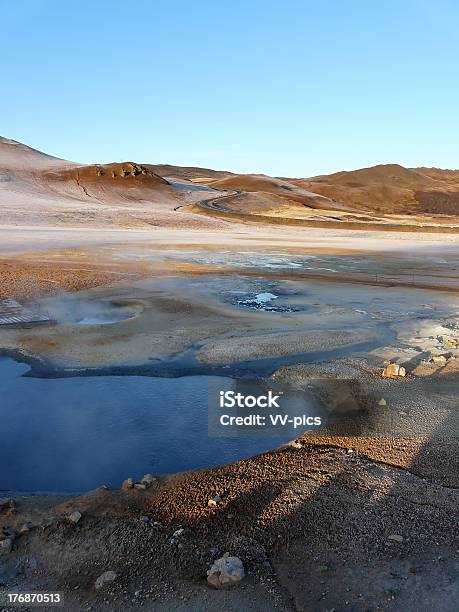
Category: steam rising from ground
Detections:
[{"x1": 39, "y1": 294, "x2": 140, "y2": 326}]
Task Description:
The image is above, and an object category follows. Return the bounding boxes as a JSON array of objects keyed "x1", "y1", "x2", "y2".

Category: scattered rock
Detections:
[
  {"x1": 123, "y1": 475, "x2": 155, "y2": 491},
  {"x1": 430, "y1": 355, "x2": 447, "y2": 366},
  {"x1": 208, "y1": 495, "x2": 221, "y2": 508},
  {"x1": 141, "y1": 474, "x2": 156, "y2": 487},
  {"x1": 121, "y1": 478, "x2": 134, "y2": 491},
  {"x1": 172, "y1": 528, "x2": 185, "y2": 539},
  {"x1": 388, "y1": 534, "x2": 404, "y2": 543},
  {"x1": 95, "y1": 571, "x2": 117, "y2": 590},
  {"x1": 67, "y1": 511, "x2": 82, "y2": 525},
  {"x1": 382, "y1": 363, "x2": 406, "y2": 378},
  {"x1": 207, "y1": 553, "x2": 245, "y2": 588}
]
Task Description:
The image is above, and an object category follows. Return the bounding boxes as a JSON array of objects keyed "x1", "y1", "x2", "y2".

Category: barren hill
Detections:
[
  {"x1": 206, "y1": 173, "x2": 352, "y2": 213},
  {"x1": 297, "y1": 164, "x2": 459, "y2": 215},
  {"x1": 42, "y1": 162, "x2": 171, "y2": 204},
  {"x1": 0, "y1": 138, "x2": 196, "y2": 228},
  {"x1": 0, "y1": 136, "x2": 76, "y2": 174}
]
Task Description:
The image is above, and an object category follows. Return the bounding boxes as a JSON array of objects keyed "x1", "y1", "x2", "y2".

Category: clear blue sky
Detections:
[{"x1": 1, "y1": 0, "x2": 458, "y2": 176}]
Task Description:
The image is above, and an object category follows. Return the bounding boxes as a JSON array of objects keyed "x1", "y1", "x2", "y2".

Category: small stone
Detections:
[
  {"x1": 382, "y1": 364, "x2": 406, "y2": 378},
  {"x1": 95, "y1": 571, "x2": 117, "y2": 590},
  {"x1": 172, "y1": 528, "x2": 185, "y2": 538},
  {"x1": 67, "y1": 511, "x2": 82, "y2": 525},
  {"x1": 388, "y1": 534, "x2": 404, "y2": 542},
  {"x1": 378, "y1": 398, "x2": 387, "y2": 406},
  {"x1": 430, "y1": 355, "x2": 447, "y2": 366},
  {"x1": 141, "y1": 474, "x2": 156, "y2": 488},
  {"x1": 207, "y1": 553, "x2": 245, "y2": 588},
  {"x1": 121, "y1": 478, "x2": 134, "y2": 490}
]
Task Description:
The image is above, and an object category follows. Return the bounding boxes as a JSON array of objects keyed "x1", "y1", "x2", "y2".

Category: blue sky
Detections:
[{"x1": 1, "y1": 0, "x2": 458, "y2": 176}]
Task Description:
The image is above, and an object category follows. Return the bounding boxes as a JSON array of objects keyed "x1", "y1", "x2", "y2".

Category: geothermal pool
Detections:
[{"x1": 0, "y1": 357, "x2": 296, "y2": 493}]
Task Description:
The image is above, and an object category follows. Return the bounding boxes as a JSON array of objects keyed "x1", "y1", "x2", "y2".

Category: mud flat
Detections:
[{"x1": 0, "y1": 239, "x2": 458, "y2": 611}]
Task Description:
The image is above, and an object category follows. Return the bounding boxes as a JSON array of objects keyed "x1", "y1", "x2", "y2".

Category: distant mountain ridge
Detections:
[{"x1": 1, "y1": 136, "x2": 458, "y2": 224}]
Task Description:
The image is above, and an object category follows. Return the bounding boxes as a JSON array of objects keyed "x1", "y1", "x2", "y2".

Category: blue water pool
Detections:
[{"x1": 0, "y1": 357, "x2": 292, "y2": 493}]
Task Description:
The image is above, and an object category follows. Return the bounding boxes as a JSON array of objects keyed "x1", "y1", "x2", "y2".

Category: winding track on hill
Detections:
[{"x1": 188, "y1": 190, "x2": 459, "y2": 233}]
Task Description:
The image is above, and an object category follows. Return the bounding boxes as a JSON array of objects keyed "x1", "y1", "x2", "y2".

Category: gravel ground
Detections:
[{"x1": 0, "y1": 441, "x2": 457, "y2": 612}]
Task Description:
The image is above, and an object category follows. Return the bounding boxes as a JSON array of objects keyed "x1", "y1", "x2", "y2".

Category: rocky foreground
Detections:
[{"x1": 1, "y1": 420, "x2": 458, "y2": 612}]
